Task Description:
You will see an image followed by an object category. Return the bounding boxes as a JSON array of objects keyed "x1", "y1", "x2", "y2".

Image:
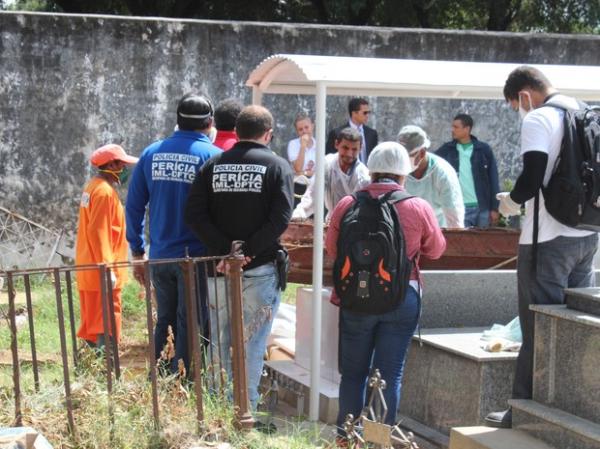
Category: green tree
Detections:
[{"x1": 2, "y1": 0, "x2": 598, "y2": 33}]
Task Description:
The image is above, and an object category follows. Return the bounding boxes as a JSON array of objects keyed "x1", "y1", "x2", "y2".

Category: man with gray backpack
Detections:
[{"x1": 487, "y1": 66, "x2": 600, "y2": 428}]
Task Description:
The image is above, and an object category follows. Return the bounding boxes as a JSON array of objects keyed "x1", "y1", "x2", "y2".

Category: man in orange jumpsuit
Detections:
[{"x1": 75, "y1": 144, "x2": 138, "y2": 348}]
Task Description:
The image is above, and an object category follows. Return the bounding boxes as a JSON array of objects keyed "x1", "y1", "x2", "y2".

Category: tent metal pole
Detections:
[
  {"x1": 252, "y1": 87, "x2": 263, "y2": 105},
  {"x1": 309, "y1": 81, "x2": 326, "y2": 421}
]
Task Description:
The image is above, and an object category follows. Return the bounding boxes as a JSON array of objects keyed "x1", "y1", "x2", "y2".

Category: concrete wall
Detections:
[{"x1": 1, "y1": 11, "x2": 600, "y2": 254}]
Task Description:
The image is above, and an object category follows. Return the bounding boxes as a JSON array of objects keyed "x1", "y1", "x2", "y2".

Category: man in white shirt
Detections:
[
  {"x1": 486, "y1": 66, "x2": 598, "y2": 429},
  {"x1": 292, "y1": 127, "x2": 370, "y2": 221},
  {"x1": 287, "y1": 113, "x2": 316, "y2": 177}
]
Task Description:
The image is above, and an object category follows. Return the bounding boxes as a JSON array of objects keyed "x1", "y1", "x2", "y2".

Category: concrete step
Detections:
[
  {"x1": 530, "y1": 304, "x2": 600, "y2": 422},
  {"x1": 565, "y1": 287, "x2": 600, "y2": 316},
  {"x1": 449, "y1": 427, "x2": 556, "y2": 449},
  {"x1": 510, "y1": 399, "x2": 600, "y2": 449},
  {"x1": 263, "y1": 359, "x2": 339, "y2": 424}
]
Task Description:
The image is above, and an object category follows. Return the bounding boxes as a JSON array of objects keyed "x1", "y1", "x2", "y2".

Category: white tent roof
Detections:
[
  {"x1": 246, "y1": 54, "x2": 600, "y2": 100},
  {"x1": 245, "y1": 53, "x2": 600, "y2": 421}
]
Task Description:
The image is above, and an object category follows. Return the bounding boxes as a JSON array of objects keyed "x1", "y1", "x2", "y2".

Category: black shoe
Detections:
[
  {"x1": 253, "y1": 420, "x2": 277, "y2": 434},
  {"x1": 485, "y1": 408, "x2": 512, "y2": 428}
]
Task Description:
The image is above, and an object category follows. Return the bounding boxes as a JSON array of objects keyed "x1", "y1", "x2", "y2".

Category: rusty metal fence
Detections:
[{"x1": 2, "y1": 254, "x2": 253, "y2": 437}]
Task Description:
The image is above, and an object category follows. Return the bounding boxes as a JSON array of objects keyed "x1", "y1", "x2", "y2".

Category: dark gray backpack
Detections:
[
  {"x1": 541, "y1": 103, "x2": 600, "y2": 230},
  {"x1": 333, "y1": 190, "x2": 413, "y2": 315}
]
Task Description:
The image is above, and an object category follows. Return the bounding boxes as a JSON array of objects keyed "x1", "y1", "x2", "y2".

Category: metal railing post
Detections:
[
  {"x1": 105, "y1": 268, "x2": 121, "y2": 380},
  {"x1": 7, "y1": 272, "x2": 22, "y2": 426},
  {"x1": 228, "y1": 257, "x2": 254, "y2": 430},
  {"x1": 23, "y1": 274, "x2": 40, "y2": 392},
  {"x1": 98, "y1": 265, "x2": 113, "y2": 393},
  {"x1": 182, "y1": 258, "x2": 205, "y2": 432},
  {"x1": 53, "y1": 268, "x2": 76, "y2": 435},
  {"x1": 64, "y1": 271, "x2": 78, "y2": 367},
  {"x1": 142, "y1": 260, "x2": 160, "y2": 430}
]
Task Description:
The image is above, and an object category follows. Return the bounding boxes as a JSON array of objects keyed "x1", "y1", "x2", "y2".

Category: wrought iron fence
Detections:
[{"x1": 2, "y1": 254, "x2": 252, "y2": 437}]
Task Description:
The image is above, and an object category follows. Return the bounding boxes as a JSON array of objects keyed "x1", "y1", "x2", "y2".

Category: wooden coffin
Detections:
[{"x1": 281, "y1": 222, "x2": 520, "y2": 285}]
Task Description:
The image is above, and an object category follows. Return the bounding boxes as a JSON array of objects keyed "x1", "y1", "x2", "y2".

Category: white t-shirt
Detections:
[
  {"x1": 519, "y1": 94, "x2": 595, "y2": 244},
  {"x1": 287, "y1": 137, "x2": 316, "y2": 172}
]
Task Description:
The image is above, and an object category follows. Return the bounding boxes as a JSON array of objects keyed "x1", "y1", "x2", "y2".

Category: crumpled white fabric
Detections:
[{"x1": 480, "y1": 316, "x2": 522, "y2": 352}]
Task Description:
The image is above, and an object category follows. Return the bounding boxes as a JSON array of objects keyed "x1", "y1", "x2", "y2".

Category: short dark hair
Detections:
[
  {"x1": 235, "y1": 105, "x2": 274, "y2": 140},
  {"x1": 503, "y1": 66, "x2": 552, "y2": 102},
  {"x1": 294, "y1": 113, "x2": 312, "y2": 127},
  {"x1": 454, "y1": 113, "x2": 473, "y2": 129},
  {"x1": 348, "y1": 97, "x2": 369, "y2": 116},
  {"x1": 214, "y1": 98, "x2": 243, "y2": 131},
  {"x1": 177, "y1": 93, "x2": 213, "y2": 131},
  {"x1": 335, "y1": 127, "x2": 361, "y2": 144}
]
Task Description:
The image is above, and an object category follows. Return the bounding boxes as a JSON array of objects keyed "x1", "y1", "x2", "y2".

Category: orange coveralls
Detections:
[{"x1": 75, "y1": 177, "x2": 129, "y2": 343}]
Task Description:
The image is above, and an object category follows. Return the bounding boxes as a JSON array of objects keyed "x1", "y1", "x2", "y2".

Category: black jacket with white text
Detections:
[{"x1": 185, "y1": 141, "x2": 294, "y2": 270}]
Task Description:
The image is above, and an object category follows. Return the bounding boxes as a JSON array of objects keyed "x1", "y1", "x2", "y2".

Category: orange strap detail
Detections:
[
  {"x1": 341, "y1": 256, "x2": 351, "y2": 279},
  {"x1": 378, "y1": 259, "x2": 391, "y2": 282}
]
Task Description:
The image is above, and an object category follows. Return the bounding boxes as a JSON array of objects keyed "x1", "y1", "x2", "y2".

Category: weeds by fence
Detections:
[{"x1": 1, "y1": 254, "x2": 253, "y2": 445}]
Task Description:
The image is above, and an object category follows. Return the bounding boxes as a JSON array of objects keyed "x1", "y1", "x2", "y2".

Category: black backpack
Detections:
[
  {"x1": 333, "y1": 190, "x2": 413, "y2": 315},
  {"x1": 541, "y1": 102, "x2": 600, "y2": 231}
]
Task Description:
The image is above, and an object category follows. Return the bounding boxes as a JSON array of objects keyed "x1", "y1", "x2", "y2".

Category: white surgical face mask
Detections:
[
  {"x1": 518, "y1": 91, "x2": 532, "y2": 119},
  {"x1": 409, "y1": 150, "x2": 422, "y2": 171}
]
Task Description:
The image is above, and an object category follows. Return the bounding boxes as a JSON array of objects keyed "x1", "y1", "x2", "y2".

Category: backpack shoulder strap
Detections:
[
  {"x1": 353, "y1": 190, "x2": 371, "y2": 203},
  {"x1": 381, "y1": 189, "x2": 414, "y2": 205},
  {"x1": 544, "y1": 101, "x2": 567, "y2": 111},
  {"x1": 544, "y1": 99, "x2": 587, "y2": 112}
]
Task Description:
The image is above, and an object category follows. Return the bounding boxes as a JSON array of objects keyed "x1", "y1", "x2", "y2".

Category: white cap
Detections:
[
  {"x1": 367, "y1": 142, "x2": 411, "y2": 176},
  {"x1": 397, "y1": 125, "x2": 431, "y2": 152}
]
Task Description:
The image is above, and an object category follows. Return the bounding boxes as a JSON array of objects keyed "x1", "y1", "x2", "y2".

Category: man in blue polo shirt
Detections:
[
  {"x1": 126, "y1": 93, "x2": 221, "y2": 374},
  {"x1": 437, "y1": 113, "x2": 500, "y2": 228}
]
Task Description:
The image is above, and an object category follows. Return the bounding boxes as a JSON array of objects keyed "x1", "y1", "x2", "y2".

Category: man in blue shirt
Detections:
[
  {"x1": 126, "y1": 93, "x2": 221, "y2": 373},
  {"x1": 436, "y1": 114, "x2": 500, "y2": 228}
]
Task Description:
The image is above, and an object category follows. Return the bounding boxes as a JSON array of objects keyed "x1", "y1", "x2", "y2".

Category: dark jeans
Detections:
[
  {"x1": 336, "y1": 287, "x2": 420, "y2": 435},
  {"x1": 151, "y1": 261, "x2": 208, "y2": 374},
  {"x1": 513, "y1": 233, "x2": 598, "y2": 400}
]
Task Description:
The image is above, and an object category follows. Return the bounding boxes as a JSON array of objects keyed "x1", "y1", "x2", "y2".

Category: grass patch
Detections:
[{"x1": 0, "y1": 276, "x2": 335, "y2": 449}]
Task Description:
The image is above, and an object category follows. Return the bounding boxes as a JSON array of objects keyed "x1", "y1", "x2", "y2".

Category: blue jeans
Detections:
[
  {"x1": 336, "y1": 287, "x2": 420, "y2": 435},
  {"x1": 513, "y1": 233, "x2": 597, "y2": 400},
  {"x1": 209, "y1": 262, "x2": 280, "y2": 409},
  {"x1": 151, "y1": 262, "x2": 208, "y2": 374},
  {"x1": 464, "y1": 206, "x2": 490, "y2": 227}
]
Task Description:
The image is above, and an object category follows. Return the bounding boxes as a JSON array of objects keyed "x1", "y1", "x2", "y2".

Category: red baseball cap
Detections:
[{"x1": 90, "y1": 144, "x2": 138, "y2": 167}]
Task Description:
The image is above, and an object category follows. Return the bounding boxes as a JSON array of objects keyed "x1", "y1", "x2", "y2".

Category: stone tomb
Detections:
[
  {"x1": 266, "y1": 276, "x2": 519, "y2": 434},
  {"x1": 451, "y1": 287, "x2": 600, "y2": 449},
  {"x1": 400, "y1": 328, "x2": 517, "y2": 435}
]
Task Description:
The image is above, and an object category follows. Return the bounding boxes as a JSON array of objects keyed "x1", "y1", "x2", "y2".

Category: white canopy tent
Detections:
[{"x1": 245, "y1": 54, "x2": 600, "y2": 421}]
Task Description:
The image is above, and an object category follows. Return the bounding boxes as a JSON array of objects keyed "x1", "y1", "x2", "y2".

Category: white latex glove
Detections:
[
  {"x1": 496, "y1": 192, "x2": 521, "y2": 217},
  {"x1": 110, "y1": 271, "x2": 117, "y2": 287},
  {"x1": 291, "y1": 207, "x2": 307, "y2": 222}
]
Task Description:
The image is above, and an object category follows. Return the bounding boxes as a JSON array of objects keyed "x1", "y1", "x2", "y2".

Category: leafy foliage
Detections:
[{"x1": 2, "y1": 0, "x2": 599, "y2": 33}]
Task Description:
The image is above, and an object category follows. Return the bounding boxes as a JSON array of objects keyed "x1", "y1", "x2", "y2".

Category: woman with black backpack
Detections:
[{"x1": 326, "y1": 141, "x2": 446, "y2": 446}]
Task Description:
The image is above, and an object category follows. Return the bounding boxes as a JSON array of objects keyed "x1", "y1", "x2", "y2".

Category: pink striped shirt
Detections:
[{"x1": 326, "y1": 182, "x2": 446, "y2": 286}]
